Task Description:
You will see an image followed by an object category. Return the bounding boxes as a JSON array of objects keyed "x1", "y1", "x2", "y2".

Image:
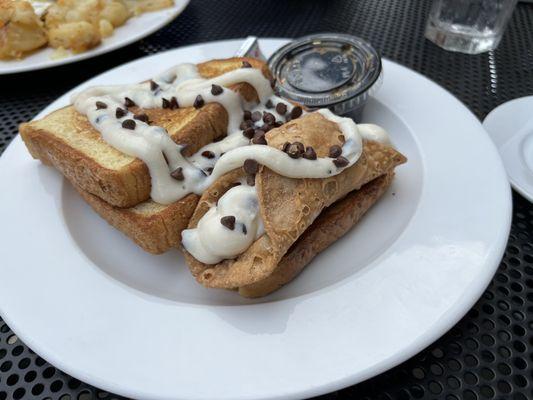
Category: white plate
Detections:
[
  {"x1": 0, "y1": 0, "x2": 189, "y2": 75},
  {"x1": 0, "y1": 39, "x2": 512, "y2": 400},
  {"x1": 483, "y1": 96, "x2": 533, "y2": 202}
]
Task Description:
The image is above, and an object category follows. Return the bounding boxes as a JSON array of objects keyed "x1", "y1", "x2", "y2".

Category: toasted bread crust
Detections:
[
  {"x1": 19, "y1": 57, "x2": 271, "y2": 207},
  {"x1": 76, "y1": 186, "x2": 198, "y2": 254}
]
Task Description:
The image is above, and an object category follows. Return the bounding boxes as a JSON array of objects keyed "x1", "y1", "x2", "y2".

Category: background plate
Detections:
[
  {"x1": 0, "y1": 39, "x2": 511, "y2": 400},
  {"x1": 0, "y1": 0, "x2": 189, "y2": 75}
]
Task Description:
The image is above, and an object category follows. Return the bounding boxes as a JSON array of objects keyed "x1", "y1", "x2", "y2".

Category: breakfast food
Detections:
[
  {"x1": 20, "y1": 55, "x2": 406, "y2": 296},
  {"x1": 20, "y1": 57, "x2": 270, "y2": 253},
  {"x1": 0, "y1": 0, "x2": 174, "y2": 59},
  {"x1": 182, "y1": 113, "x2": 405, "y2": 294},
  {"x1": 0, "y1": 0, "x2": 48, "y2": 59}
]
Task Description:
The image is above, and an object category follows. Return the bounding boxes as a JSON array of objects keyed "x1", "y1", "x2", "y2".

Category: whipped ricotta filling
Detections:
[
  {"x1": 181, "y1": 181, "x2": 264, "y2": 264},
  {"x1": 71, "y1": 61, "x2": 392, "y2": 263}
]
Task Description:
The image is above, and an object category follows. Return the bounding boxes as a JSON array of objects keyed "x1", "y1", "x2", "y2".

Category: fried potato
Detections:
[{"x1": 0, "y1": 0, "x2": 47, "y2": 59}]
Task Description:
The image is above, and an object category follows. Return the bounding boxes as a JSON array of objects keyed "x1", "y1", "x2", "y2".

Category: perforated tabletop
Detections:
[{"x1": 1, "y1": 1, "x2": 533, "y2": 399}]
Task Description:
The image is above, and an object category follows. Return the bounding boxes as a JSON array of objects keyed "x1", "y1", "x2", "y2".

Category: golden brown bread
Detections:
[
  {"x1": 19, "y1": 57, "x2": 271, "y2": 207},
  {"x1": 238, "y1": 173, "x2": 394, "y2": 297},
  {"x1": 184, "y1": 113, "x2": 407, "y2": 290}
]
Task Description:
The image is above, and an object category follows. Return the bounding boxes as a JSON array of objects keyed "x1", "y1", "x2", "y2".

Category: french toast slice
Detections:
[{"x1": 20, "y1": 57, "x2": 270, "y2": 208}]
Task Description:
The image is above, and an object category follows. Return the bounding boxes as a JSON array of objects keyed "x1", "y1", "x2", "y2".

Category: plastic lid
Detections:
[{"x1": 268, "y1": 33, "x2": 382, "y2": 111}]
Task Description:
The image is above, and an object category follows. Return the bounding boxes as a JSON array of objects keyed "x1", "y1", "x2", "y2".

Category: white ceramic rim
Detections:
[
  {"x1": 0, "y1": 0, "x2": 189, "y2": 75},
  {"x1": 0, "y1": 39, "x2": 512, "y2": 400}
]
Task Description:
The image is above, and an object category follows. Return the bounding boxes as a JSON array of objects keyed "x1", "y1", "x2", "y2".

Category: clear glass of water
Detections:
[{"x1": 425, "y1": 0, "x2": 518, "y2": 54}]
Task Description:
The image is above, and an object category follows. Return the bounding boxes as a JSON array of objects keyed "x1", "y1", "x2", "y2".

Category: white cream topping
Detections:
[
  {"x1": 71, "y1": 62, "x2": 392, "y2": 263},
  {"x1": 181, "y1": 182, "x2": 264, "y2": 264}
]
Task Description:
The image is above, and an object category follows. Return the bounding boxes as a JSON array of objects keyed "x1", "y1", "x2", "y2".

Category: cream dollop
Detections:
[{"x1": 181, "y1": 183, "x2": 264, "y2": 264}]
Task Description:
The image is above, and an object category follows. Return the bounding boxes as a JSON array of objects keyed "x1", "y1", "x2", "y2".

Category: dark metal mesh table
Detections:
[{"x1": 1, "y1": 1, "x2": 533, "y2": 399}]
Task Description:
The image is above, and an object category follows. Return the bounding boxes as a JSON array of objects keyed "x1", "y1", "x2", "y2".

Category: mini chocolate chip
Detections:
[
  {"x1": 194, "y1": 95, "x2": 204, "y2": 109},
  {"x1": 282, "y1": 142, "x2": 291, "y2": 153},
  {"x1": 270, "y1": 78, "x2": 276, "y2": 89},
  {"x1": 333, "y1": 156, "x2": 349, "y2": 168},
  {"x1": 240, "y1": 120, "x2": 253, "y2": 130},
  {"x1": 265, "y1": 99, "x2": 274, "y2": 109},
  {"x1": 170, "y1": 167, "x2": 184, "y2": 180},
  {"x1": 246, "y1": 173, "x2": 255, "y2": 186},
  {"x1": 242, "y1": 224, "x2": 247, "y2": 235},
  {"x1": 220, "y1": 215, "x2": 236, "y2": 230},
  {"x1": 213, "y1": 136, "x2": 224, "y2": 142},
  {"x1": 260, "y1": 124, "x2": 273, "y2": 132},
  {"x1": 275, "y1": 103, "x2": 287, "y2": 115},
  {"x1": 205, "y1": 167, "x2": 214, "y2": 175},
  {"x1": 290, "y1": 106, "x2": 303, "y2": 119},
  {"x1": 133, "y1": 113, "x2": 149, "y2": 123},
  {"x1": 263, "y1": 112, "x2": 276, "y2": 124},
  {"x1": 329, "y1": 145, "x2": 342, "y2": 158},
  {"x1": 288, "y1": 142, "x2": 304, "y2": 158},
  {"x1": 115, "y1": 107, "x2": 127, "y2": 118},
  {"x1": 243, "y1": 110, "x2": 252, "y2": 121},
  {"x1": 150, "y1": 80, "x2": 159, "y2": 91},
  {"x1": 303, "y1": 146, "x2": 317, "y2": 160},
  {"x1": 243, "y1": 159, "x2": 259, "y2": 174},
  {"x1": 201, "y1": 150, "x2": 215, "y2": 159},
  {"x1": 95, "y1": 101, "x2": 107, "y2": 110},
  {"x1": 274, "y1": 121, "x2": 283, "y2": 127},
  {"x1": 121, "y1": 119, "x2": 136, "y2": 130},
  {"x1": 251, "y1": 111, "x2": 262, "y2": 122},
  {"x1": 242, "y1": 61, "x2": 252, "y2": 68},
  {"x1": 124, "y1": 97, "x2": 135, "y2": 107},
  {"x1": 211, "y1": 84, "x2": 223, "y2": 95},
  {"x1": 252, "y1": 130, "x2": 267, "y2": 145},
  {"x1": 169, "y1": 97, "x2": 179, "y2": 109},
  {"x1": 243, "y1": 127, "x2": 255, "y2": 139},
  {"x1": 162, "y1": 98, "x2": 170, "y2": 109}
]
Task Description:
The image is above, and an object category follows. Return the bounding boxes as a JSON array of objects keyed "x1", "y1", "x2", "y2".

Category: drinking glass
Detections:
[{"x1": 425, "y1": 0, "x2": 518, "y2": 54}]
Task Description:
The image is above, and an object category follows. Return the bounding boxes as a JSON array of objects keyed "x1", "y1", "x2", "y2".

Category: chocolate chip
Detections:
[
  {"x1": 201, "y1": 150, "x2": 215, "y2": 159},
  {"x1": 270, "y1": 78, "x2": 276, "y2": 89},
  {"x1": 242, "y1": 224, "x2": 247, "y2": 235},
  {"x1": 243, "y1": 110, "x2": 251, "y2": 121},
  {"x1": 282, "y1": 142, "x2": 291, "y2": 153},
  {"x1": 260, "y1": 124, "x2": 273, "y2": 132},
  {"x1": 265, "y1": 99, "x2": 274, "y2": 109},
  {"x1": 133, "y1": 113, "x2": 149, "y2": 123},
  {"x1": 243, "y1": 127, "x2": 255, "y2": 139},
  {"x1": 162, "y1": 98, "x2": 170, "y2": 109},
  {"x1": 240, "y1": 120, "x2": 253, "y2": 130},
  {"x1": 275, "y1": 103, "x2": 287, "y2": 115},
  {"x1": 328, "y1": 145, "x2": 342, "y2": 158},
  {"x1": 121, "y1": 119, "x2": 136, "y2": 130},
  {"x1": 252, "y1": 130, "x2": 267, "y2": 145},
  {"x1": 205, "y1": 167, "x2": 214, "y2": 175},
  {"x1": 169, "y1": 96, "x2": 179, "y2": 109},
  {"x1": 220, "y1": 215, "x2": 236, "y2": 230},
  {"x1": 242, "y1": 61, "x2": 252, "y2": 68},
  {"x1": 287, "y1": 142, "x2": 304, "y2": 158},
  {"x1": 263, "y1": 112, "x2": 276, "y2": 124},
  {"x1": 290, "y1": 106, "x2": 303, "y2": 120},
  {"x1": 243, "y1": 159, "x2": 259, "y2": 174},
  {"x1": 170, "y1": 167, "x2": 184, "y2": 180},
  {"x1": 274, "y1": 121, "x2": 283, "y2": 127},
  {"x1": 251, "y1": 111, "x2": 262, "y2": 122},
  {"x1": 303, "y1": 146, "x2": 317, "y2": 160},
  {"x1": 150, "y1": 80, "x2": 159, "y2": 91},
  {"x1": 115, "y1": 107, "x2": 127, "y2": 118},
  {"x1": 246, "y1": 173, "x2": 255, "y2": 186},
  {"x1": 95, "y1": 101, "x2": 107, "y2": 110},
  {"x1": 194, "y1": 95, "x2": 204, "y2": 109},
  {"x1": 211, "y1": 84, "x2": 223, "y2": 96},
  {"x1": 333, "y1": 156, "x2": 349, "y2": 168},
  {"x1": 124, "y1": 97, "x2": 136, "y2": 108}
]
